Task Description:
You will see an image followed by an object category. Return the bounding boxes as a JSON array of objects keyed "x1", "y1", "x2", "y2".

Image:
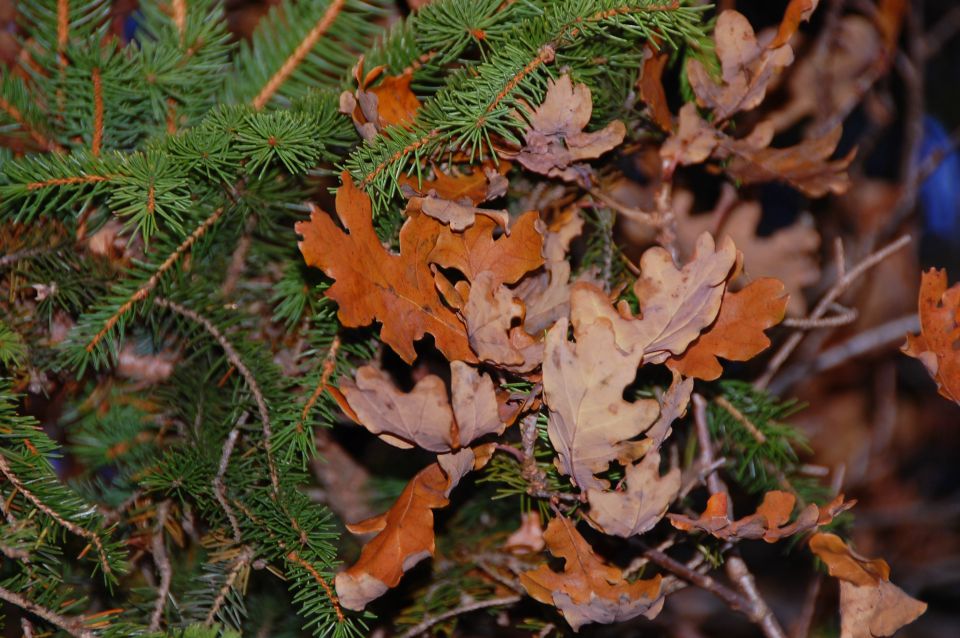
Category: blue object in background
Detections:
[{"x1": 918, "y1": 115, "x2": 960, "y2": 239}]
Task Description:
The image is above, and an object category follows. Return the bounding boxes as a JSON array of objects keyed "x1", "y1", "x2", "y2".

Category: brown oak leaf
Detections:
[
  {"x1": 461, "y1": 271, "x2": 542, "y2": 372},
  {"x1": 639, "y1": 45, "x2": 672, "y2": 132},
  {"x1": 543, "y1": 316, "x2": 658, "y2": 490},
  {"x1": 340, "y1": 61, "x2": 421, "y2": 140},
  {"x1": 407, "y1": 195, "x2": 509, "y2": 232},
  {"x1": 687, "y1": 11, "x2": 795, "y2": 122},
  {"x1": 399, "y1": 161, "x2": 510, "y2": 205},
  {"x1": 666, "y1": 277, "x2": 788, "y2": 381},
  {"x1": 673, "y1": 191, "x2": 820, "y2": 316},
  {"x1": 335, "y1": 447, "x2": 484, "y2": 610},
  {"x1": 338, "y1": 361, "x2": 504, "y2": 452},
  {"x1": 509, "y1": 74, "x2": 626, "y2": 185},
  {"x1": 809, "y1": 533, "x2": 927, "y2": 638},
  {"x1": 520, "y1": 515, "x2": 664, "y2": 631},
  {"x1": 585, "y1": 450, "x2": 680, "y2": 538},
  {"x1": 902, "y1": 268, "x2": 960, "y2": 403},
  {"x1": 296, "y1": 172, "x2": 475, "y2": 364},
  {"x1": 429, "y1": 210, "x2": 544, "y2": 288},
  {"x1": 668, "y1": 491, "x2": 854, "y2": 542},
  {"x1": 771, "y1": 0, "x2": 820, "y2": 49},
  {"x1": 570, "y1": 233, "x2": 737, "y2": 364}
]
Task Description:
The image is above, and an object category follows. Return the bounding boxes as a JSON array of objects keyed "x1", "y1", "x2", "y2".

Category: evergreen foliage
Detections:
[{"x1": 0, "y1": 1, "x2": 840, "y2": 636}]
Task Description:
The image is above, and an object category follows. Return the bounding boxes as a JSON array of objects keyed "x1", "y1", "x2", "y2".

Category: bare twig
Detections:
[
  {"x1": 692, "y1": 394, "x2": 788, "y2": 638},
  {"x1": 714, "y1": 396, "x2": 766, "y2": 444},
  {"x1": 782, "y1": 307, "x2": 858, "y2": 330},
  {"x1": 205, "y1": 546, "x2": 254, "y2": 627},
  {"x1": 587, "y1": 187, "x2": 664, "y2": 226},
  {"x1": 214, "y1": 425, "x2": 244, "y2": 542},
  {"x1": 769, "y1": 314, "x2": 919, "y2": 395},
  {"x1": 0, "y1": 585, "x2": 94, "y2": 638},
  {"x1": 642, "y1": 546, "x2": 752, "y2": 613},
  {"x1": 149, "y1": 501, "x2": 172, "y2": 631},
  {"x1": 756, "y1": 235, "x2": 912, "y2": 389},
  {"x1": 397, "y1": 595, "x2": 522, "y2": 638},
  {"x1": 154, "y1": 297, "x2": 279, "y2": 494}
]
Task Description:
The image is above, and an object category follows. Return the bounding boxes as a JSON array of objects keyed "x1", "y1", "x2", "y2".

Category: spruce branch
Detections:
[{"x1": 0, "y1": 586, "x2": 94, "y2": 638}]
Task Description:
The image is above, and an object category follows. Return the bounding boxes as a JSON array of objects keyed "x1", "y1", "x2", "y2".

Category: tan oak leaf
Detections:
[{"x1": 585, "y1": 451, "x2": 680, "y2": 538}]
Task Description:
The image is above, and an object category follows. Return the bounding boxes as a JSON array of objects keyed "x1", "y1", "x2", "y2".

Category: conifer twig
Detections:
[
  {"x1": 287, "y1": 550, "x2": 345, "y2": 623},
  {"x1": 251, "y1": 0, "x2": 346, "y2": 110},
  {"x1": 153, "y1": 297, "x2": 280, "y2": 493},
  {"x1": 214, "y1": 425, "x2": 243, "y2": 542},
  {"x1": 0, "y1": 455, "x2": 112, "y2": 576},
  {"x1": 298, "y1": 335, "x2": 341, "y2": 433},
  {"x1": 205, "y1": 546, "x2": 253, "y2": 627},
  {"x1": 86, "y1": 207, "x2": 224, "y2": 352},
  {"x1": 172, "y1": 0, "x2": 187, "y2": 41},
  {"x1": 0, "y1": 97, "x2": 62, "y2": 153},
  {"x1": 91, "y1": 67, "x2": 103, "y2": 157},
  {"x1": 0, "y1": 585, "x2": 94, "y2": 638}
]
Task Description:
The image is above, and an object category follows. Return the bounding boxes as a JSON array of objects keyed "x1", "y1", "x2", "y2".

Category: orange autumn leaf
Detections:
[
  {"x1": 639, "y1": 46, "x2": 672, "y2": 132},
  {"x1": 667, "y1": 277, "x2": 788, "y2": 380},
  {"x1": 771, "y1": 0, "x2": 820, "y2": 49},
  {"x1": 399, "y1": 161, "x2": 510, "y2": 205},
  {"x1": 369, "y1": 71, "x2": 421, "y2": 129},
  {"x1": 520, "y1": 515, "x2": 664, "y2": 631},
  {"x1": 340, "y1": 61, "x2": 421, "y2": 140},
  {"x1": 902, "y1": 268, "x2": 960, "y2": 403},
  {"x1": 296, "y1": 172, "x2": 475, "y2": 364},
  {"x1": 668, "y1": 491, "x2": 854, "y2": 542},
  {"x1": 809, "y1": 533, "x2": 927, "y2": 638},
  {"x1": 335, "y1": 448, "x2": 481, "y2": 610}
]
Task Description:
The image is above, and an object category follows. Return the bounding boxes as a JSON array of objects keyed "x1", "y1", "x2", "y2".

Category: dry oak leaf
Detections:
[
  {"x1": 407, "y1": 195, "x2": 509, "y2": 232},
  {"x1": 336, "y1": 447, "x2": 484, "y2": 610},
  {"x1": 296, "y1": 173, "x2": 475, "y2": 364},
  {"x1": 338, "y1": 361, "x2": 504, "y2": 452},
  {"x1": 902, "y1": 268, "x2": 960, "y2": 403},
  {"x1": 645, "y1": 373, "x2": 694, "y2": 448},
  {"x1": 673, "y1": 191, "x2": 820, "y2": 316},
  {"x1": 661, "y1": 103, "x2": 720, "y2": 171},
  {"x1": 461, "y1": 271, "x2": 542, "y2": 372},
  {"x1": 428, "y1": 210, "x2": 544, "y2": 287},
  {"x1": 340, "y1": 60, "x2": 421, "y2": 140},
  {"x1": 771, "y1": 0, "x2": 820, "y2": 49},
  {"x1": 666, "y1": 277, "x2": 788, "y2": 381},
  {"x1": 543, "y1": 317, "x2": 659, "y2": 491},
  {"x1": 509, "y1": 74, "x2": 626, "y2": 185},
  {"x1": 719, "y1": 123, "x2": 854, "y2": 197},
  {"x1": 686, "y1": 10, "x2": 795, "y2": 122},
  {"x1": 399, "y1": 161, "x2": 510, "y2": 205},
  {"x1": 504, "y1": 511, "x2": 545, "y2": 554},
  {"x1": 520, "y1": 515, "x2": 664, "y2": 631},
  {"x1": 668, "y1": 491, "x2": 854, "y2": 542},
  {"x1": 570, "y1": 233, "x2": 737, "y2": 365},
  {"x1": 639, "y1": 45, "x2": 672, "y2": 132},
  {"x1": 585, "y1": 450, "x2": 680, "y2": 538},
  {"x1": 809, "y1": 533, "x2": 927, "y2": 638}
]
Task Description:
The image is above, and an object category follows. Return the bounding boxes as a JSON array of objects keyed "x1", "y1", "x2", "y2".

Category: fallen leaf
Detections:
[
  {"x1": 407, "y1": 195, "x2": 509, "y2": 232},
  {"x1": 586, "y1": 451, "x2": 680, "y2": 537},
  {"x1": 570, "y1": 233, "x2": 737, "y2": 364},
  {"x1": 644, "y1": 373, "x2": 694, "y2": 448},
  {"x1": 339, "y1": 361, "x2": 504, "y2": 452},
  {"x1": 335, "y1": 448, "x2": 480, "y2": 610},
  {"x1": 667, "y1": 278, "x2": 788, "y2": 380},
  {"x1": 429, "y1": 210, "x2": 544, "y2": 288},
  {"x1": 771, "y1": 0, "x2": 820, "y2": 49},
  {"x1": 639, "y1": 46, "x2": 672, "y2": 131},
  {"x1": 504, "y1": 511, "x2": 545, "y2": 554},
  {"x1": 673, "y1": 192, "x2": 821, "y2": 316},
  {"x1": 902, "y1": 268, "x2": 960, "y2": 403},
  {"x1": 340, "y1": 61, "x2": 421, "y2": 140},
  {"x1": 661, "y1": 103, "x2": 720, "y2": 171},
  {"x1": 399, "y1": 161, "x2": 510, "y2": 205},
  {"x1": 543, "y1": 317, "x2": 658, "y2": 490},
  {"x1": 296, "y1": 172, "x2": 475, "y2": 363},
  {"x1": 669, "y1": 491, "x2": 854, "y2": 542},
  {"x1": 520, "y1": 515, "x2": 664, "y2": 631},
  {"x1": 720, "y1": 124, "x2": 854, "y2": 197},
  {"x1": 687, "y1": 11, "x2": 794, "y2": 121},
  {"x1": 461, "y1": 271, "x2": 542, "y2": 372},
  {"x1": 509, "y1": 74, "x2": 626, "y2": 185},
  {"x1": 809, "y1": 533, "x2": 927, "y2": 638}
]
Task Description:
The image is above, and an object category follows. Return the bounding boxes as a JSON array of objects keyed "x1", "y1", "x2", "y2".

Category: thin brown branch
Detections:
[
  {"x1": 0, "y1": 455, "x2": 112, "y2": 577},
  {"x1": 782, "y1": 307, "x2": 858, "y2": 330},
  {"x1": 26, "y1": 175, "x2": 111, "y2": 190},
  {"x1": 693, "y1": 394, "x2": 788, "y2": 638},
  {"x1": 643, "y1": 546, "x2": 752, "y2": 612},
  {"x1": 86, "y1": 207, "x2": 224, "y2": 352},
  {"x1": 91, "y1": 67, "x2": 103, "y2": 156},
  {"x1": 57, "y1": 0, "x2": 69, "y2": 60},
  {"x1": 0, "y1": 95, "x2": 62, "y2": 151},
  {"x1": 172, "y1": 0, "x2": 187, "y2": 41},
  {"x1": 756, "y1": 235, "x2": 912, "y2": 389},
  {"x1": 0, "y1": 585, "x2": 94, "y2": 638},
  {"x1": 588, "y1": 187, "x2": 664, "y2": 226},
  {"x1": 250, "y1": 0, "x2": 346, "y2": 110},
  {"x1": 153, "y1": 297, "x2": 279, "y2": 493},
  {"x1": 769, "y1": 314, "x2": 920, "y2": 395},
  {"x1": 149, "y1": 501, "x2": 172, "y2": 632},
  {"x1": 397, "y1": 595, "x2": 522, "y2": 638},
  {"x1": 214, "y1": 425, "x2": 243, "y2": 542}
]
